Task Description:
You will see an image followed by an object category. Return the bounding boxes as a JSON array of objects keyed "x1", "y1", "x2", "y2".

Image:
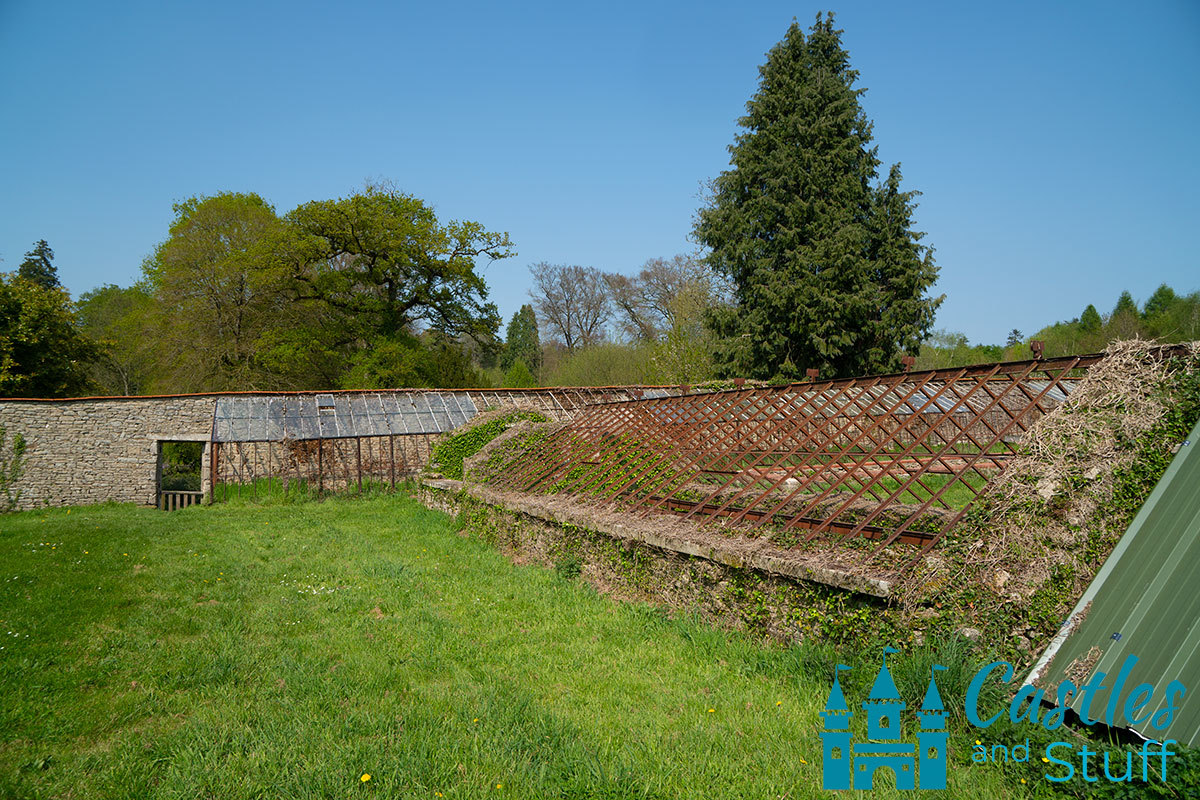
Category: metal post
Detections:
[
  {"x1": 356, "y1": 437, "x2": 363, "y2": 493},
  {"x1": 210, "y1": 441, "x2": 219, "y2": 504}
]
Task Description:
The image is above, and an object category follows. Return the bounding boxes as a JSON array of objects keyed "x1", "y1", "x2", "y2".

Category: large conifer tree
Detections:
[{"x1": 695, "y1": 13, "x2": 941, "y2": 379}]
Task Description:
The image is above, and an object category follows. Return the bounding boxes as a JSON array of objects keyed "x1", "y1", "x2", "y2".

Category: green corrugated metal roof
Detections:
[{"x1": 1030, "y1": 418, "x2": 1200, "y2": 745}]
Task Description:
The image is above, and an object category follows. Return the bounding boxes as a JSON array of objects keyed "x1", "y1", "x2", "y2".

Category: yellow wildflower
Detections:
[{"x1": 361, "y1": 773, "x2": 371, "y2": 783}]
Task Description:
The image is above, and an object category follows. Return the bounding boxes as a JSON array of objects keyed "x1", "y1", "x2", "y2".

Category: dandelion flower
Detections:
[
  {"x1": 474, "y1": 718, "x2": 479, "y2": 722},
  {"x1": 975, "y1": 739, "x2": 981, "y2": 745},
  {"x1": 1021, "y1": 778, "x2": 1027, "y2": 784},
  {"x1": 707, "y1": 708, "x2": 715, "y2": 713},
  {"x1": 361, "y1": 773, "x2": 371, "y2": 783},
  {"x1": 1042, "y1": 756, "x2": 1049, "y2": 763},
  {"x1": 496, "y1": 783, "x2": 503, "y2": 789},
  {"x1": 776, "y1": 701, "x2": 782, "y2": 706}
]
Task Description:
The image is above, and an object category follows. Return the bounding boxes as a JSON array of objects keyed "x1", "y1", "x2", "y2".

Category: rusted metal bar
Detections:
[
  {"x1": 210, "y1": 441, "x2": 219, "y2": 504},
  {"x1": 763, "y1": 368, "x2": 981, "y2": 532},
  {"x1": 356, "y1": 437, "x2": 363, "y2": 493},
  {"x1": 827, "y1": 360, "x2": 1056, "y2": 544}
]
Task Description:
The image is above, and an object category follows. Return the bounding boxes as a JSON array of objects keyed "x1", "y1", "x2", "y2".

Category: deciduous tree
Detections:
[
  {"x1": 76, "y1": 283, "x2": 156, "y2": 395},
  {"x1": 0, "y1": 274, "x2": 95, "y2": 397},
  {"x1": 284, "y1": 186, "x2": 511, "y2": 348},
  {"x1": 528, "y1": 262, "x2": 610, "y2": 353},
  {"x1": 605, "y1": 254, "x2": 713, "y2": 342},
  {"x1": 142, "y1": 192, "x2": 285, "y2": 392}
]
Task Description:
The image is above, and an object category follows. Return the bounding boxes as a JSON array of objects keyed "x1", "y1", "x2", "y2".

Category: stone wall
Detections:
[
  {"x1": 0, "y1": 387, "x2": 676, "y2": 510},
  {"x1": 0, "y1": 396, "x2": 216, "y2": 510}
]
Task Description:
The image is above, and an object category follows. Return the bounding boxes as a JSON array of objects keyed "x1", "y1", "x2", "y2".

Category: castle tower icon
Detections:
[
  {"x1": 916, "y1": 665, "x2": 949, "y2": 790},
  {"x1": 819, "y1": 648, "x2": 948, "y2": 791},
  {"x1": 819, "y1": 664, "x2": 854, "y2": 790}
]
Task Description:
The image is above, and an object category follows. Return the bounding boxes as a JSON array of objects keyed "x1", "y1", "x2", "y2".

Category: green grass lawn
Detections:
[{"x1": 0, "y1": 493, "x2": 1023, "y2": 799}]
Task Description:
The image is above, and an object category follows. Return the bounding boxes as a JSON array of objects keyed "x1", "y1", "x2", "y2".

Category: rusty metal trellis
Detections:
[{"x1": 483, "y1": 355, "x2": 1104, "y2": 554}]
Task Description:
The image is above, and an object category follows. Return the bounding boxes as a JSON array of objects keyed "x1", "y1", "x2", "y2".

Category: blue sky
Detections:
[{"x1": 1, "y1": 0, "x2": 1197, "y2": 346}]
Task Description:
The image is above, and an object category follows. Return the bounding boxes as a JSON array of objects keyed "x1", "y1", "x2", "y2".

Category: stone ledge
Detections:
[{"x1": 419, "y1": 478, "x2": 891, "y2": 598}]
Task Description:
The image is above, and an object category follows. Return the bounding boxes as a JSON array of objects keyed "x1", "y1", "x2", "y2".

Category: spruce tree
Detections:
[
  {"x1": 1079, "y1": 304, "x2": 1102, "y2": 333},
  {"x1": 501, "y1": 304, "x2": 541, "y2": 373},
  {"x1": 695, "y1": 13, "x2": 940, "y2": 379},
  {"x1": 17, "y1": 240, "x2": 60, "y2": 290},
  {"x1": 1142, "y1": 284, "x2": 1176, "y2": 320},
  {"x1": 1113, "y1": 290, "x2": 1138, "y2": 318}
]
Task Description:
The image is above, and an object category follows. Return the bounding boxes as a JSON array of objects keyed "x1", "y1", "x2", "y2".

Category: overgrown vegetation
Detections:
[
  {"x1": 0, "y1": 424, "x2": 27, "y2": 511},
  {"x1": 158, "y1": 442, "x2": 202, "y2": 492},
  {"x1": 429, "y1": 410, "x2": 548, "y2": 480},
  {"x1": 904, "y1": 343, "x2": 1200, "y2": 660}
]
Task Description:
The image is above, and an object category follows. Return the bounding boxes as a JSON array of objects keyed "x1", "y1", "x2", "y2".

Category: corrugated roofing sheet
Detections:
[
  {"x1": 1029, "y1": 417, "x2": 1200, "y2": 745},
  {"x1": 212, "y1": 392, "x2": 478, "y2": 442}
]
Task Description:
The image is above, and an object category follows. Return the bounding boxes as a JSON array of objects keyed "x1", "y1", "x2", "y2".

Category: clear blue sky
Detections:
[{"x1": 2, "y1": 0, "x2": 1197, "y2": 346}]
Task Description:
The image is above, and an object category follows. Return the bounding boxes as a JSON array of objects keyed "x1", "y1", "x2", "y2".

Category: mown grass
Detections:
[{"x1": 0, "y1": 494, "x2": 1024, "y2": 799}]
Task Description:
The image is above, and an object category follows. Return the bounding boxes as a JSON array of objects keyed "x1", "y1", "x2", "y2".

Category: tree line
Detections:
[
  {"x1": 912, "y1": 287, "x2": 1200, "y2": 371},
  {"x1": 3, "y1": 14, "x2": 1192, "y2": 397},
  {"x1": 5, "y1": 185, "x2": 518, "y2": 396}
]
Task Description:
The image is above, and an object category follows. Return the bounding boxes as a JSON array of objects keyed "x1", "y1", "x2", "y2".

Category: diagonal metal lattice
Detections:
[{"x1": 482, "y1": 355, "x2": 1101, "y2": 556}]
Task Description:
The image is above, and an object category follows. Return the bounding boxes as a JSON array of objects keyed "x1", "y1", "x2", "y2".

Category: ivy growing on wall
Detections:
[{"x1": 430, "y1": 411, "x2": 548, "y2": 480}]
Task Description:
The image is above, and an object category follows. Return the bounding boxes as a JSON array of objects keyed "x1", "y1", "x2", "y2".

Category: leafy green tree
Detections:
[
  {"x1": 503, "y1": 360, "x2": 537, "y2": 388},
  {"x1": 17, "y1": 240, "x2": 60, "y2": 290},
  {"x1": 1005, "y1": 329, "x2": 1023, "y2": 347},
  {"x1": 340, "y1": 333, "x2": 488, "y2": 389},
  {"x1": 1079, "y1": 304, "x2": 1102, "y2": 333},
  {"x1": 647, "y1": 279, "x2": 718, "y2": 383},
  {"x1": 285, "y1": 185, "x2": 511, "y2": 348},
  {"x1": 0, "y1": 274, "x2": 96, "y2": 397},
  {"x1": 1142, "y1": 284, "x2": 1177, "y2": 320},
  {"x1": 76, "y1": 283, "x2": 156, "y2": 395},
  {"x1": 695, "y1": 14, "x2": 940, "y2": 380},
  {"x1": 501, "y1": 304, "x2": 541, "y2": 373},
  {"x1": 142, "y1": 192, "x2": 286, "y2": 392}
]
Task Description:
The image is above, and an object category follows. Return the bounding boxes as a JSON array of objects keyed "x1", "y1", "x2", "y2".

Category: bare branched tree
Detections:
[
  {"x1": 528, "y1": 262, "x2": 611, "y2": 353},
  {"x1": 605, "y1": 253, "x2": 715, "y2": 342}
]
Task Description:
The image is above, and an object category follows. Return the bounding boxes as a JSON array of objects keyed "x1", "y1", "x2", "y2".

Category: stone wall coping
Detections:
[{"x1": 420, "y1": 478, "x2": 892, "y2": 598}]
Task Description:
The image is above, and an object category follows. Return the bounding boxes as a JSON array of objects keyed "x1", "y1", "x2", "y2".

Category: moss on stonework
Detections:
[{"x1": 428, "y1": 486, "x2": 896, "y2": 648}]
